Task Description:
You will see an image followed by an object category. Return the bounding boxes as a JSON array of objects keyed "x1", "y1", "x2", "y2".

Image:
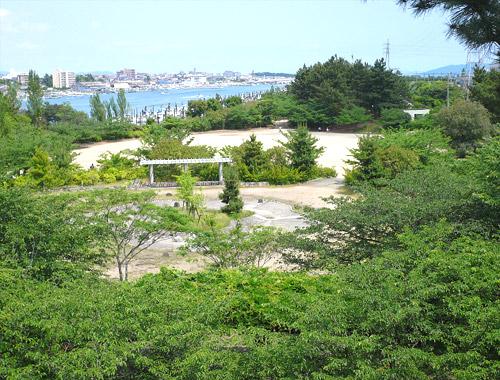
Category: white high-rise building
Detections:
[
  {"x1": 116, "y1": 68, "x2": 136, "y2": 80},
  {"x1": 53, "y1": 70, "x2": 75, "y2": 88}
]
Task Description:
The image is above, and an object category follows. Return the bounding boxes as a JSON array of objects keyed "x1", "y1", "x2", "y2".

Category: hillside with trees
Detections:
[{"x1": 0, "y1": 0, "x2": 499, "y2": 378}]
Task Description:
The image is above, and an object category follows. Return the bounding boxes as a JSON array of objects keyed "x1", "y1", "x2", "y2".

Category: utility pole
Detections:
[
  {"x1": 383, "y1": 39, "x2": 390, "y2": 69},
  {"x1": 466, "y1": 50, "x2": 473, "y2": 100}
]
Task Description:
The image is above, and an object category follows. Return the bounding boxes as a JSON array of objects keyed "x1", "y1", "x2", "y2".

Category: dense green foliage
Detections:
[
  {"x1": 222, "y1": 131, "x2": 335, "y2": 185},
  {"x1": 290, "y1": 56, "x2": 408, "y2": 124},
  {"x1": 289, "y1": 134, "x2": 499, "y2": 269},
  {"x1": 470, "y1": 66, "x2": 500, "y2": 123},
  {"x1": 280, "y1": 125, "x2": 325, "y2": 175},
  {"x1": 408, "y1": 79, "x2": 465, "y2": 109},
  {"x1": 184, "y1": 224, "x2": 281, "y2": 268},
  {"x1": 27, "y1": 70, "x2": 44, "y2": 128},
  {"x1": 1, "y1": 7, "x2": 499, "y2": 377},
  {"x1": 345, "y1": 128, "x2": 452, "y2": 186},
  {"x1": 1, "y1": 221, "x2": 498, "y2": 378},
  {"x1": 0, "y1": 188, "x2": 106, "y2": 281},
  {"x1": 436, "y1": 99, "x2": 494, "y2": 156}
]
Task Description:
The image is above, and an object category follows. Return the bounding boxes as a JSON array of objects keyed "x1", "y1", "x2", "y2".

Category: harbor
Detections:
[{"x1": 29, "y1": 83, "x2": 285, "y2": 124}]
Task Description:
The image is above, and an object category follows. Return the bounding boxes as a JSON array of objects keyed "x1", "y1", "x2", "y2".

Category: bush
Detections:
[
  {"x1": 2, "y1": 226, "x2": 497, "y2": 378},
  {"x1": 345, "y1": 129, "x2": 452, "y2": 186},
  {"x1": 436, "y1": 99, "x2": 494, "y2": 156},
  {"x1": 310, "y1": 165, "x2": 337, "y2": 179},
  {"x1": 380, "y1": 108, "x2": 412, "y2": 128},
  {"x1": 70, "y1": 168, "x2": 100, "y2": 186},
  {"x1": 261, "y1": 165, "x2": 304, "y2": 185}
]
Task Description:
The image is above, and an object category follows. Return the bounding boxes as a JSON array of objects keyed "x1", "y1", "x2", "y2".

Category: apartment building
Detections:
[{"x1": 53, "y1": 70, "x2": 76, "y2": 88}]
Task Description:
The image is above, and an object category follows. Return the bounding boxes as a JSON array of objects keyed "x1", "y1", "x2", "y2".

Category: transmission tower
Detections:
[
  {"x1": 466, "y1": 49, "x2": 489, "y2": 100},
  {"x1": 383, "y1": 39, "x2": 390, "y2": 69}
]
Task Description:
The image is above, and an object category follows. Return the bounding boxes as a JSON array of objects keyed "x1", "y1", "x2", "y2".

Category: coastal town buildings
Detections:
[
  {"x1": 53, "y1": 70, "x2": 76, "y2": 88},
  {"x1": 16, "y1": 73, "x2": 29, "y2": 86},
  {"x1": 116, "y1": 68, "x2": 136, "y2": 80}
]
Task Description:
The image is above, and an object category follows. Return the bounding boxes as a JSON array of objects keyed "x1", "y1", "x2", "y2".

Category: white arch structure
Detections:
[{"x1": 140, "y1": 158, "x2": 232, "y2": 184}]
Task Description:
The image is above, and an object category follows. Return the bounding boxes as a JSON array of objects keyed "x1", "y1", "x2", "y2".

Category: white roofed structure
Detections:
[{"x1": 140, "y1": 157, "x2": 232, "y2": 184}]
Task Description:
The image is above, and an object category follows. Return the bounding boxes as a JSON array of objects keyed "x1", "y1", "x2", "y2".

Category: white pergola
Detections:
[{"x1": 140, "y1": 157, "x2": 233, "y2": 184}]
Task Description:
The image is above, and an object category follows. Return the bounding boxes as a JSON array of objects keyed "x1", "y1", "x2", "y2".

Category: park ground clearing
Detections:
[{"x1": 73, "y1": 128, "x2": 360, "y2": 177}]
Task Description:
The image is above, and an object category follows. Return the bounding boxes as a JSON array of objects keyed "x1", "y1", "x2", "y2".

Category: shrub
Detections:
[
  {"x1": 261, "y1": 165, "x2": 304, "y2": 185},
  {"x1": 436, "y1": 99, "x2": 493, "y2": 156},
  {"x1": 334, "y1": 106, "x2": 372, "y2": 125},
  {"x1": 310, "y1": 166, "x2": 337, "y2": 179},
  {"x1": 345, "y1": 129, "x2": 452, "y2": 186},
  {"x1": 380, "y1": 108, "x2": 412, "y2": 128}
]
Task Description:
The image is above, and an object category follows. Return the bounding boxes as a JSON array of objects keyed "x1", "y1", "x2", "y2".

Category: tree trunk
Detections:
[
  {"x1": 124, "y1": 261, "x2": 129, "y2": 281},
  {"x1": 116, "y1": 256, "x2": 124, "y2": 281}
]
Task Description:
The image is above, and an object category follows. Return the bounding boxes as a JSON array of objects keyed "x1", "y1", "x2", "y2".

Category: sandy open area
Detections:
[
  {"x1": 73, "y1": 128, "x2": 360, "y2": 176},
  {"x1": 85, "y1": 129, "x2": 360, "y2": 278}
]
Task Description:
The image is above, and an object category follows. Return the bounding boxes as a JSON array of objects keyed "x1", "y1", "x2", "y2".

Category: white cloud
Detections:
[{"x1": 0, "y1": 8, "x2": 11, "y2": 18}]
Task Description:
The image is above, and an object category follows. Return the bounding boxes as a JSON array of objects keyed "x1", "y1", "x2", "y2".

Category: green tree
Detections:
[
  {"x1": 219, "y1": 166, "x2": 243, "y2": 214},
  {"x1": 223, "y1": 95, "x2": 243, "y2": 108},
  {"x1": 465, "y1": 136, "x2": 500, "y2": 213},
  {"x1": 333, "y1": 105, "x2": 372, "y2": 125},
  {"x1": 27, "y1": 70, "x2": 44, "y2": 127},
  {"x1": 379, "y1": 108, "x2": 412, "y2": 128},
  {"x1": 0, "y1": 189, "x2": 106, "y2": 281},
  {"x1": 176, "y1": 170, "x2": 205, "y2": 220},
  {"x1": 43, "y1": 103, "x2": 88, "y2": 125},
  {"x1": 0, "y1": 84, "x2": 21, "y2": 137},
  {"x1": 76, "y1": 73, "x2": 95, "y2": 82},
  {"x1": 470, "y1": 66, "x2": 500, "y2": 123},
  {"x1": 90, "y1": 189, "x2": 191, "y2": 281},
  {"x1": 5, "y1": 82, "x2": 21, "y2": 114},
  {"x1": 41, "y1": 73, "x2": 53, "y2": 87},
  {"x1": 23, "y1": 148, "x2": 61, "y2": 188},
  {"x1": 290, "y1": 56, "x2": 408, "y2": 123},
  {"x1": 287, "y1": 163, "x2": 479, "y2": 268},
  {"x1": 345, "y1": 129, "x2": 452, "y2": 185},
  {"x1": 89, "y1": 93, "x2": 107, "y2": 122},
  {"x1": 187, "y1": 99, "x2": 208, "y2": 117},
  {"x1": 104, "y1": 97, "x2": 118, "y2": 120},
  {"x1": 436, "y1": 99, "x2": 493, "y2": 156},
  {"x1": 240, "y1": 134, "x2": 266, "y2": 180},
  {"x1": 117, "y1": 89, "x2": 128, "y2": 120},
  {"x1": 184, "y1": 223, "x2": 282, "y2": 268},
  {"x1": 363, "y1": 58, "x2": 409, "y2": 115},
  {"x1": 280, "y1": 124, "x2": 324, "y2": 176},
  {"x1": 409, "y1": 79, "x2": 465, "y2": 108}
]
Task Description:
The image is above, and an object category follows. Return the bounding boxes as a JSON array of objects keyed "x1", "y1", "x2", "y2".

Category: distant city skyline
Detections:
[{"x1": 0, "y1": 0, "x2": 474, "y2": 75}]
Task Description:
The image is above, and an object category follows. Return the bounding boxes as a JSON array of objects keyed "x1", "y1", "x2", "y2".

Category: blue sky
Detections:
[{"x1": 0, "y1": 0, "x2": 468, "y2": 75}]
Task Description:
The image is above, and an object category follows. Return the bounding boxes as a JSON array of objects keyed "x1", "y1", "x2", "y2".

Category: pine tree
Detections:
[
  {"x1": 240, "y1": 134, "x2": 265, "y2": 180},
  {"x1": 219, "y1": 166, "x2": 243, "y2": 214},
  {"x1": 280, "y1": 124, "x2": 324, "y2": 176}
]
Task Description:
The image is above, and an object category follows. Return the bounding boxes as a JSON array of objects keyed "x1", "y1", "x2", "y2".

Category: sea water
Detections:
[{"x1": 41, "y1": 83, "x2": 279, "y2": 114}]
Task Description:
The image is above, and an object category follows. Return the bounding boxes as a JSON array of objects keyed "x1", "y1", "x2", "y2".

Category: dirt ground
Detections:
[{"x1": 73, "y1": 127, "x2": 360, "y2": 176}]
